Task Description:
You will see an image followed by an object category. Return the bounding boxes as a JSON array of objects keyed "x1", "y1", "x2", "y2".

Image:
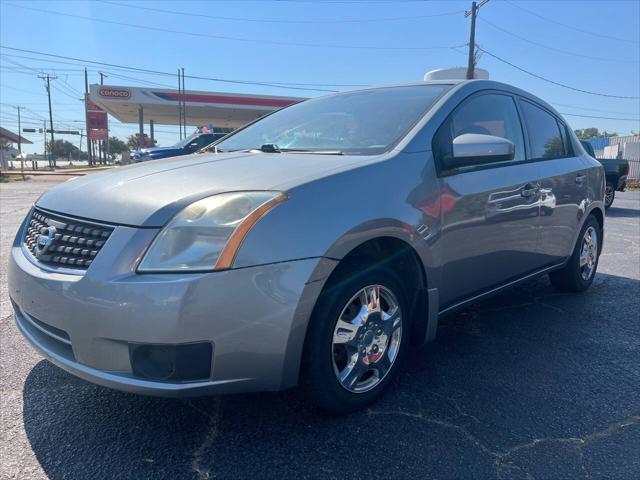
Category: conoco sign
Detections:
[{"x1": 99, "y1": 88, "x2": 131, "y2": 99}]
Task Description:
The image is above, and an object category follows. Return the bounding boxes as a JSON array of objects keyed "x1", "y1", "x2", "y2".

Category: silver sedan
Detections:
[{"x1": 9, "y1": 78, "x2": 605, "y2": 412}]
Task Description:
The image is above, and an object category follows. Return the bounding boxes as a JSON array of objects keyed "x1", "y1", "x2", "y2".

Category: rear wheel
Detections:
[
  {"x1": 604, "y1": 181, "x2": 615, "y2": 209},
  {"x1": 303, "y1": 268, "x2": 411, "y2": 413},
  {"x1": 549, "y1": 214, "x2": 601, "y2": 292}
]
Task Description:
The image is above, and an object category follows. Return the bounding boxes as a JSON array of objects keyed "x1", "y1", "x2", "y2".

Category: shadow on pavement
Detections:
[
  {"x1": 605, "y1": 206, "x2": 640, "y2": 218},
  {"x1": 22, "y1": 273, "x2": 640, "y2": 479}
]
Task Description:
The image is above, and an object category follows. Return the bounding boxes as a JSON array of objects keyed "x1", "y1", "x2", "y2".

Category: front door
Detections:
[{"x1": 433, "y1": 92, "x2": 545, "y2": 308}]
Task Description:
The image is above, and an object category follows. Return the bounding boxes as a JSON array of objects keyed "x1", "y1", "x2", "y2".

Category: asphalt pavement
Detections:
[{"x1": 1, "y1": 180, "x2": 639, "y2": 480}]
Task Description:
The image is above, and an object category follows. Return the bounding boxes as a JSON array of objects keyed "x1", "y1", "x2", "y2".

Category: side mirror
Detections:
[{"x1": 449, "y1": 133, "x2": 515, "y2": 169}]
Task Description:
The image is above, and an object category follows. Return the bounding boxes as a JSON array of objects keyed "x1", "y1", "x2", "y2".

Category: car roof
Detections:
[{"x1": 355, "y1": 79, "x2": 562, "y2": 119}]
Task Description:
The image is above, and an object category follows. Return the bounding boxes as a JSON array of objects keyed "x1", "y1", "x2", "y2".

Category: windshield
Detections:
[
  {"x1": 216, "y1": 85, "x2": 450, "y2": 155},
  {"x1": 172, "y1": 133, "x2": 199, "y2": 149}
]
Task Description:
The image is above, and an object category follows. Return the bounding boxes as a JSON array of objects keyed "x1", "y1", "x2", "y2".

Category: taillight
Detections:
[{"x1": 622, "y1": 163, "x2": 630, "y2": 175}]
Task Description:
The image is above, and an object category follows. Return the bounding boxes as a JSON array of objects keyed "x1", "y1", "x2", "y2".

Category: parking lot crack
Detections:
[
  {"x1": 367, "y1": 408, "x2": 497, "y2": 458},
  {"x1": 496, "y1": 414, "x2": 640, "y2": 480},
  {"x1": 186, "y1": 399, "x2": 222, "y2": 480}
]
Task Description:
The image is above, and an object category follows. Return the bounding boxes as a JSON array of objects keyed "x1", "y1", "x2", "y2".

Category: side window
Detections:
[
  {"x1": 520, "y1": 101, "x2": 566, "y2": 160},
  {"x1": 558, "y1": 120, "x2": 574, "y2": 156},
  {"x1": 450, "y1": 93, "x2": 526, "y2": 162},
  {"x1": 197, "y1": 134, "x2": 214, "y2": 149}
]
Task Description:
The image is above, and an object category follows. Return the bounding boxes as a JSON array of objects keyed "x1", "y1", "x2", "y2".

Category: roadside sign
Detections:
[{"x1": 85, "y1": 93, "x2": 109, "y2": 141}]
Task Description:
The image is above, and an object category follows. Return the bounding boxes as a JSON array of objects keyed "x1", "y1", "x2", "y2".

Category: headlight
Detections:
[{"x1": 137, "y1": 191, "x2": 287, "y2": 272}]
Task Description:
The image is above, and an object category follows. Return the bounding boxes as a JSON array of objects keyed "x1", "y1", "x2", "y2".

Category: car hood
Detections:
[{"x1": 36, "y1": 152, "x2": 373, "y2": 227}]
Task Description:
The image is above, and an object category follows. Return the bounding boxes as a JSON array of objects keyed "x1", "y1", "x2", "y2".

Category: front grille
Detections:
[{"x1": 23, "y1": 208, "x2": 113, "y2": 270}]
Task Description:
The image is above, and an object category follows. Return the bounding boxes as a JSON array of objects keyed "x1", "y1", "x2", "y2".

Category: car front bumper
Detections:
[{"x1": 8, "y1": 231, "x2": 327, "y2": 397}]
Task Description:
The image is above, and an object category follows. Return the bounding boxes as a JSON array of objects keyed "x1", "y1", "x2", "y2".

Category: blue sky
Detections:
[{"x1": 1, "y1": 0, "x2": 639, "y2": 154}]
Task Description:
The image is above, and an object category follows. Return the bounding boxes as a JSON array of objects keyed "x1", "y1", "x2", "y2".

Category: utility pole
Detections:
[
  {"x1": 177, "y1": 68, "x2": 183, "y2": 140},
  {"x1": 79, "y1": 128, "x2": 84, "y2": 162},
  {"x1": 99, "y1": 72, "x2": 110, "y2": 164},
  {"x1": 38, "y1": 74, "x2": 58, "y2": 168},
  {"x1": 84, "y1": 67, "x2": 93, "y2": 166},
  {"x1": 14, "y1": 106, "x2": 24, "y2": 178},
  {"x1": 14, "y1": 106, "x2": 22, "y2": 154},
  {"x1": 181, "y1": 67, "x2": 187, "y2": 139},
  {"x1": 42, "y1": 120, "x2": 47, "y2": 170},
  {"x1": 465, "y1": 0, "x2": 489, "y2": 80}
]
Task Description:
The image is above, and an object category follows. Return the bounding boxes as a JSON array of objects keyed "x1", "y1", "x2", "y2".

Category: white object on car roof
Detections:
[{"x1": 424, "y1": 67, "x2": 490, "y2": 81}]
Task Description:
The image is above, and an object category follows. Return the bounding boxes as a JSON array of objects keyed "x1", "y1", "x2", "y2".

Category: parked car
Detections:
[
  {"x1": 9, "y1": 77, "x2": 605, "y2": 413},
  {"x1": 132, "y1": 132, "x2": 226, "y2": 162},
  {"x1": 580, "y1": 140, "x2": 629, "y2": 209}
]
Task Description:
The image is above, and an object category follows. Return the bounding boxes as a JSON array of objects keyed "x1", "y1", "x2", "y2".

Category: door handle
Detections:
[
  {"x1": 575, "y1": 173, "x2": 587, "y2": 184},
  {"x1": 521, "y1": 184, "x2": 540, "y2": 198}
]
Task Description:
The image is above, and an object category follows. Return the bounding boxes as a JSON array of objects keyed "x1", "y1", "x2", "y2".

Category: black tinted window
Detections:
[
  {"x1": 216, "y1": 85, "x2": 450, "y2": 155},
  {"x1": 450, "y1": 93, "x2": 525, "y2": 162},
  {"x1": 521, "y1": 101, "x2": 565, "y2": 160},
  {"x1": 196, "y1": 134, "x2": 215, "y2": 148}
]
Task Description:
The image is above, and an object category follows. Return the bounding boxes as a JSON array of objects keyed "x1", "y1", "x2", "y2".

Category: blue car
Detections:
[{"x1": 132, "y1": 132, "x2": 226, "y2": 162}]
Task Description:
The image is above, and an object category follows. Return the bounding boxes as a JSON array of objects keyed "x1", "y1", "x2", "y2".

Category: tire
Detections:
[
  {"x1": 549, "y1": 214, "x2": 601, "y2": 292},
  {"x1": 302, "y1": 267, "x2": 411, "y2": 413},
  {"x1": 604, "y1": 181, "x2": 615, "y2": 210}
]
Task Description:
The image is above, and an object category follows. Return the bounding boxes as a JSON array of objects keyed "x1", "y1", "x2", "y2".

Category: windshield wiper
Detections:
[
  {"x1": 279, "y1": 148, "x2": 344, "y2": 155},
  {"x1": 223, "y1": 144, "x2": 281, "y2": 153},
  {"x1": 208, "y1": 145, "x2": 344, "y2": 155}
]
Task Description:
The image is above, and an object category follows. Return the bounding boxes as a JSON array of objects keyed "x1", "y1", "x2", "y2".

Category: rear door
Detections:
[
  {"x1": 518, "y1": 100, "x2": 586, "y2": 265},
  {"x1": 434, "y1": 92, "x2": 545, "y2": 307}
]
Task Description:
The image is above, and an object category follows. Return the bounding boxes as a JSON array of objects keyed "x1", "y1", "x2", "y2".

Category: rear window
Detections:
[{"x1": 520, "y1": 101, "x2": 566, "y2": 160}]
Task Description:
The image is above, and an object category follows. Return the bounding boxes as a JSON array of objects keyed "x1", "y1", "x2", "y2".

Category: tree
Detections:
[
  {"x1": 46, "y1": 139, "x2": 81, "y2": 159},
  {"x1": 127, "y1": 134, "x2": 156, "y2": 149},
  {"x1": 574, "y1": 128, "x2": 618, "y2": 140},
  {"x1": 0, "y1": 138, "x2": 12, "y2": 151},
  {"x1": 108, "y1": 136, "x2": 128, "y2": 155}
]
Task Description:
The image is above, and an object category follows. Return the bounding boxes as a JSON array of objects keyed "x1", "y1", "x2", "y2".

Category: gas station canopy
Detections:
[{"x1": 89, "y1": 84, "x2": 305, "y2": 129}]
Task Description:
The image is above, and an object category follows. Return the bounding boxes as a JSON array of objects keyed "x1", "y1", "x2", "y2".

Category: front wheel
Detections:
[
  {"x1": 302, "y1": 268, "x2": 411, "y2": 413},
  {"x1": 604, "y1": 181, "x2": 615, "y2": 209},
  {"x1": 549, "y1": 214, "x2": 601, "y2": 292}
]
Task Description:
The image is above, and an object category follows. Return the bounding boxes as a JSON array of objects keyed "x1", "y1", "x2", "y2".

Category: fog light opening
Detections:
[
  {"x1": 130, "y1": 344, "x2": 176, "y2": 381},
  {"x1": 129, "y1": 342, "x2": 213, "y2": 383}
]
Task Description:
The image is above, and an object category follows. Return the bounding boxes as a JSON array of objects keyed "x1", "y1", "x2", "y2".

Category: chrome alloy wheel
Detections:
[
  {"x1": 580, "y1": 226, "x2": 598, "y2": 281},
  {"x1": 332, "y1": 285, "x2": 402, "y2": 393}
]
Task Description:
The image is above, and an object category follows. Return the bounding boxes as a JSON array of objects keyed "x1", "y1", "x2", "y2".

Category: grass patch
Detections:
[
  {"x1": 625, "y1": 179, "x2": 639, "y2": 191},
  {"x1": 0, "y1": 174, "x2": 31, "y2": 183}
]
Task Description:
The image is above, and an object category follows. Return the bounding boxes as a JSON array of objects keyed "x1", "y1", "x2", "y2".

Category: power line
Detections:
[
  {"x1": 550, "y1": 102, "x2": 639, "y2": 116},
  {"x1": 0, "y1": 47, "x2": 355, "y2": 93},
  {"x1": 505, "y1": 0, "x2": 639, "y2": 45},
  {"x1": 0, "y1": 85, "x2": 47, "y2": 96},
  {"x1": 101, "y1": 71, "x2": 175, "y2": 89},
  {"x1": 559, "y1": 112, "x2": 640, "y2": 122},
  {"x1": 100, "y1": 0, "x2": 464, "y2": 23},
  {"x1": 1, "y1": 55, "x2": 80, "y2": 101},
  {"x1": 478, "y1": 47, "x2": 640, "y2": 99},
  {"x1": 0, "y1": 52, "x2": 367, "y2": 88},
  {"x1": 3, "y1": 3, "x2": 463, "y2": 52},
  {"x1": 478, "y1": 17, "x2": 638, "y2": 64}
]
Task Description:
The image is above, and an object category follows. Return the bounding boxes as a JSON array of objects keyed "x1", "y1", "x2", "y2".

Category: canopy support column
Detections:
[{"x1": 138, "y1": 106, "x2": 144, "y2": 149}]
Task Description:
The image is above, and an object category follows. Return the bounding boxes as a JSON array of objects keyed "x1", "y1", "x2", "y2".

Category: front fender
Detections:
[{"x1": 232, "y1": 151, "x2": 439, "y2": 274}]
